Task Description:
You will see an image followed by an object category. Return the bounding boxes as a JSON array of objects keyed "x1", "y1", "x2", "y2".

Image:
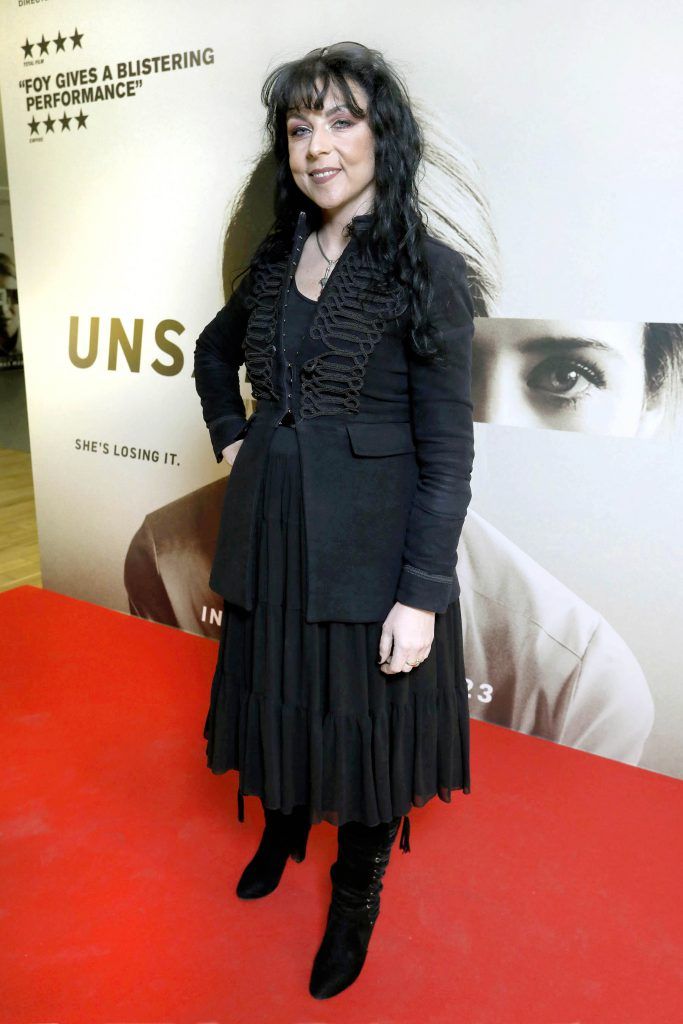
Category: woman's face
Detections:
[
  {"x1": 472, "y1": 318, "x2": 664, "y2": 436},
  {"x1": 0, "y1": 271, "x2": 19, "y2": 343},
  {"x1": 285, "y1": 77, "x2": 376, "y2": 221}
]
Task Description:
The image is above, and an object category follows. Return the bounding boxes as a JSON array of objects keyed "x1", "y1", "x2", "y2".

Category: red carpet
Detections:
[{"x1": 1, "y1": 585, "x2": 680, "y2": 1023}]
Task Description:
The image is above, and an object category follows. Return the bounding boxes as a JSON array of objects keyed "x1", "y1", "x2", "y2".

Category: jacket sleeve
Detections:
[
  {"x1": 193, "y1": 271, "x2": 253, "y2": 463},
  {"x1": 394, "y1": 245, "x2": 475, "y2": 613}
]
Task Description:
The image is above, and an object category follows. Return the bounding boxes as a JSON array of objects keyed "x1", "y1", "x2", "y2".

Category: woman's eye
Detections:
[
  {"x1": 526, "y1": 357, "x2": 608, "y2": 406},
  {"x1": 289, "y1": 119, "x2": 353, "y2": 137}
]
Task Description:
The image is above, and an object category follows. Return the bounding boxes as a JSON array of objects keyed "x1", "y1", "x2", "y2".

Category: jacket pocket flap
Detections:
[{"x1": 346, "y1": 421, "x2": 416, "y2": 456}]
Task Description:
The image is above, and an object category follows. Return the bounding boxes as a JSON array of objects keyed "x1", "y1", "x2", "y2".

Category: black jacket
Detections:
[{"x1": 193, "y1": 208, "x2": 475, "y2": 622}]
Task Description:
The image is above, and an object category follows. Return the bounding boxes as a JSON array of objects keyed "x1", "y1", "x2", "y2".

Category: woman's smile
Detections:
[{"x1": 310, "y1": 167, "x2": 341, "y2": 182}]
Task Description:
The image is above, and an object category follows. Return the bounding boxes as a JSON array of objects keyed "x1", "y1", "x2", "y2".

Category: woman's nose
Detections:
[
  {"x1": 307, "y1": 124, "x2": 332, "y2": 157},
  {"x1": 472, "y1": 364, "x2": 536, "y2": 428}
]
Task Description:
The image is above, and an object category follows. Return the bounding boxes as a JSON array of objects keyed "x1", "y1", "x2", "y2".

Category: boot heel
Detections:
[
  {"x1": 289, "y1": 807, "x2": 312, "y2": 863},
  {"x1": 236, "y1": 804, "x2": 310, "y2": 900}
]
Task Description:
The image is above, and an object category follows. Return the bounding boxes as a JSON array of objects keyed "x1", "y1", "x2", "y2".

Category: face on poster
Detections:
[
  {"x1": 0, "y1": 0, "x2": 681, "y2": 780},
  {"x1": 0, "y1": 193, "x2": 21, "y2": 366}
]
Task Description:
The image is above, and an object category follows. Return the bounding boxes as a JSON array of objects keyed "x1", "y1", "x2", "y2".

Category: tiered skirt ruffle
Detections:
[{"x1": 203, "y1": 424, "x2": 470, "y2": 828}]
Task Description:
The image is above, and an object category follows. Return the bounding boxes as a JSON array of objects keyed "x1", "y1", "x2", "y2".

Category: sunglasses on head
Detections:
[{"x1": 304, "y1": 41, "x2": 372, "y2": 60}]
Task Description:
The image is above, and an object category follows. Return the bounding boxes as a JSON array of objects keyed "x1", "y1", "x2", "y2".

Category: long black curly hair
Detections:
[{"x1": 248, "y1": 41, "x2": 444, "y2": 363}]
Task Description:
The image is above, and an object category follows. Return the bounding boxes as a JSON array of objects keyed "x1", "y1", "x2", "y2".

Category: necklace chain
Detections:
[{"x1": 315, "y1": 230, "x2": 344, "y2": 289}]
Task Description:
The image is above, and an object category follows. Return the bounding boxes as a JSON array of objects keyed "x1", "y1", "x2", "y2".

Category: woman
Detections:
[
  {"x1": 194, "y1": 42, "x2": 476, "y2": 1000},
  {"x1": 472, "y1": 317, "x2": 683, "y2": 436}
]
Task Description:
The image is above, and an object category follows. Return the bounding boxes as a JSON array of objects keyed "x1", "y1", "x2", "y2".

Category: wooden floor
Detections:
[{"x1": 0, "y1": 447, "x2": 42, "y2": 593}]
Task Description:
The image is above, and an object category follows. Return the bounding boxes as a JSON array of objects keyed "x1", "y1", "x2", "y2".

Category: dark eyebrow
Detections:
[
  {"x1": 286, "y1": 103, "x2": 348, "y2": 118},
  {"x1": 518, "y1": 336, "x2": 619, "y2": 356}
]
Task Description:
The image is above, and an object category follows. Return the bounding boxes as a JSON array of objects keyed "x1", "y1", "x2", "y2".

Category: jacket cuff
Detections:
[
  {"x1": 209, "y1": 415, "x2": 250, "y2": 463},
  {"x1": 395, "y1": 562, "x2": 456, "y2": 613}
]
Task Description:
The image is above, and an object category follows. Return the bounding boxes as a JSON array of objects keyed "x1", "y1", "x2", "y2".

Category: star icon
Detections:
[
  {"x1": 59, "y1": 113, "x2": 71, "y2": 131},
  {"x1": 75, "y1": 108, "x2": 88, "y2": 129},
  {"x1": 44, "y1": 114, "x2": 56, "y2": 133},
  {"x1": 53, "y1": 31, "x2": 67, "y2": 53},
  {"x1": 70, "y1": 28, "x2": 84, "y2": 49},
  {"x1": 28, "y1": 117, "x2": 40, "y2": 136},
  {"x1": 21, "y1": 38, "x2": 33, "y2": 59},
  {"x1": 37, "y1": 34, "x2": 50, "y2": 56}
]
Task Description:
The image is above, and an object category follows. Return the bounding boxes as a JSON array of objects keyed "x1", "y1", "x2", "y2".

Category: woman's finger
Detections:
[
  {"x1": 378, "y1": 626, "x2": 393, "y2": 666},
  {"x1": 380, "y1": 641, "x2": 431, "y2": 675},
  {"x1": 388, "y1": 642, "x2": 414, "y2": 675}
]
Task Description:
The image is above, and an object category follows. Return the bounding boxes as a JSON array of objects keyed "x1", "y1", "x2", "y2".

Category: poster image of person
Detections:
[
  {"x1": 0, "y1": 251, "x2": 22, "y2": 369},
  {"x1": 473, "y1": 317, "x2": 683, "y2": 437}
]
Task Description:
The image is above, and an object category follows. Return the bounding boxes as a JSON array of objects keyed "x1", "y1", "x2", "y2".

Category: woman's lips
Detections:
[{"x1": 309, "y1": 168, "x2": 341, "y2": 183}]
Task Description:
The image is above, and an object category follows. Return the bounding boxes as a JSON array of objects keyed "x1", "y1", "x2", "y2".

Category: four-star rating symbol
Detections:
[
  {"x1": 21, "y1": 26, "x2": 88, "y2": 137},
  {"x1": 28, "y1": 108, "x2": 88, "y2": 136},
  {"x1": 22, "y1": 28, "x2": 83, "y2": 59}
]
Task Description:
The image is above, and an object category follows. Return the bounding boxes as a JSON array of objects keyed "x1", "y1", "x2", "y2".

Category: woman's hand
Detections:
[
  {"x1": 221, "y1": 438, "x2": 244, "y2": 466},
  {"x1": 378, "y1": 601, "x2": 435, "y2": 675}
]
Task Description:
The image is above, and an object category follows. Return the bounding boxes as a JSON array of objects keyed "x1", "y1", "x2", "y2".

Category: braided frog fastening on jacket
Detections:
[{"x1": 241, "y1": 240, "x2": 409, "y2": 416}]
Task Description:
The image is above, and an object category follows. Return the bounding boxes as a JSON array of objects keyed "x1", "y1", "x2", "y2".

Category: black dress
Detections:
[{"x1": 203, "y1": 272, "x2": 471, "y2": 845}]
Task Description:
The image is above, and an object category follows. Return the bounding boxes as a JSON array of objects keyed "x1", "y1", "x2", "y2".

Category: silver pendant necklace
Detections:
[{"x1": 315, "y1": 231, "x2": 343, "y2": 289}]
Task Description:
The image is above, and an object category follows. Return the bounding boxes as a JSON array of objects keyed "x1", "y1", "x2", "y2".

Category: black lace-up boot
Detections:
[
  {"x1": 309, "y1": 814, "x2": 409, "y2": 999},
  {"x1": 236, "y1": 803, "x2": 311, "y2": 899}
]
